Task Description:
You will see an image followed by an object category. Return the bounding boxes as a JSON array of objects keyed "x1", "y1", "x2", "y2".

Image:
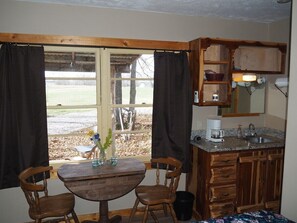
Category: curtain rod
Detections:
[{"x1": 0, "y1": 42, "x2": 190, "y2": 52}]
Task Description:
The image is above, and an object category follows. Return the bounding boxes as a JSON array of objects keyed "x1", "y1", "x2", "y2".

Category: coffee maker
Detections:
[{"x1": 206, "y1": 118, "x2": 224, "y2": 142}]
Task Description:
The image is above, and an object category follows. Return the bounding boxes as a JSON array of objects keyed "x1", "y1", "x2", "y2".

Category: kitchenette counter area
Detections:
[
  {"x1": 187, "y1": 127, "x2": 285, "y2": 220},
  {"x1": 191, "y1": 134, "x2": 284, "y2": 152}
]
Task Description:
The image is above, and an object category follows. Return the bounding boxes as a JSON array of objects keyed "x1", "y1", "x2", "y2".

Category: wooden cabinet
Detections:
[
  {"x1": 189, "y1": 38, "x2": 232, "y2": 106},
  {"x1": 189, "y1": 37, "x2": 287, "y2": 106},
  {"x1": 236, "y1": 148, "x2": 284, "y2": 213},
  {"x1": 264, "y1": 149, "x2": 284, "y2": 212},
  {"x1": 236, "y1": 150, "x2": 267, "y2": 213},
  {"x1": 187, "y1": 147, "x2": 238, "y2": 219},
  {"x1": 186, "y1": 146, "x2": 284, "y2": 220}
]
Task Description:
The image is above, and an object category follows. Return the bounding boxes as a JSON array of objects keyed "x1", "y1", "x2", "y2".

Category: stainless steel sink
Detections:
[{"x1": 245, "y1": 136, "x2": 273, "y2": 144}]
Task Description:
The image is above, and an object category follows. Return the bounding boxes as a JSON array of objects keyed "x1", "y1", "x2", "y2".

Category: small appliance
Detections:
[{"x1": 206, "y1": 118, "x2": 224, "y2": 142}]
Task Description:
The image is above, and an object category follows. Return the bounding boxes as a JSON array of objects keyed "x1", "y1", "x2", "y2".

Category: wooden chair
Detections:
[
  {"x1": 128, "y1": 157, "x2": 182, "y2": 223},
  {"x1": 19, "y1": 166, "x2": 79, "y2": 223}
]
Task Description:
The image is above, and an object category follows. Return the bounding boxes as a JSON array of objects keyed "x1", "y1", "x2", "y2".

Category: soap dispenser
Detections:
[{"x1": 237, "y1": 125, "x2": 243, "y2": 139}]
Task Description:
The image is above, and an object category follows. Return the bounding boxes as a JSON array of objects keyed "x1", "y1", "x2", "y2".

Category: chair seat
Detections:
[
  {"x1": 29, "y1": 193, "x2": 75, "y2": 220},
  {"x1": 136, "y1": 185, "x2": 176, "y2": 206},
  {"x1": 128, "y1": 157, "x2": 182, "y2": 223}
]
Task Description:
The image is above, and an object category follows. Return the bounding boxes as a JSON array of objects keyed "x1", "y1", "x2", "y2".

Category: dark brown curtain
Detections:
[
  {"x1": 152, "y1": 51, "x2": 192, "y2": 172},
  {"x1": 0, "y1": 44, "x2": 49, "y2": 189}
]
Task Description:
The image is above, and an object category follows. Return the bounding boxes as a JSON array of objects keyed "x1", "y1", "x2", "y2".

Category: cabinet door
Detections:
[
  {"x1": 233, "y1": 46, "x2": 285, "y2": 74},
  {"x1": 237, "y1": 150, "x2": 267, "y2": 212},
  {"x1": 265, "y1": 148, "x2": 284, "y2": 213}
]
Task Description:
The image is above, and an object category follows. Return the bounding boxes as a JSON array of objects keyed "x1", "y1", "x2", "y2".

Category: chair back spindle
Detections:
[{"x1": 129, "y1": 157, "x2": 182, "y2": 223}]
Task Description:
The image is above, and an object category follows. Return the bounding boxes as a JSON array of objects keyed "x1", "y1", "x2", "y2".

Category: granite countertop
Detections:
[{"x1": 191, "y1": 134, "x2": 285, "y2": 153}]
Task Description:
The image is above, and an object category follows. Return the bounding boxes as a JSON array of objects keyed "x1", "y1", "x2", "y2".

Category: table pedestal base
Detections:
[{"x1": 82, "y1": 200, "x2": 122, "y2": 223}]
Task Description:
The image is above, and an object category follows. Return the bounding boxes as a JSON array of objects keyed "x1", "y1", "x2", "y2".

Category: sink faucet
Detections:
[{"x1": 248, "y1": 123, "x2": 257, "y2": 137}]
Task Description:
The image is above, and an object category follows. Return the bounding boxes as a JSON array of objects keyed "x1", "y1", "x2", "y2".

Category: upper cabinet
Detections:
[
  {"x1": 189, "y1": 37, "x2": 287, "y2": 106},
  {"x1": 233, "y1": 41, "x2": 286, "y2": 74}
]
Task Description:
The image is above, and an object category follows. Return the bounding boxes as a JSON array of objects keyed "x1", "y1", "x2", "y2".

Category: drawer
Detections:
[
  {"x1": 210, "y1": 166, "x2": 236, "y2": 183},
  {"x1": 210, "y1": 153, "x2": 238, "y2": 167},
  {"x1": 209, "y1": 202, "x2": 235, "y2": 218},
  {"x1": 209, "y1": 184, "x2": 236, "y2": 202}
]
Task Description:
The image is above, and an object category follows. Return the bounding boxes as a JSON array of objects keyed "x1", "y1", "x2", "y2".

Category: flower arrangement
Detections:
[
  {"x1": 87, "y1": 128, "x2": 113, "y2": 167},
  {"x1": 87, "y1": 128, "x2": 113, "y2": 151}
]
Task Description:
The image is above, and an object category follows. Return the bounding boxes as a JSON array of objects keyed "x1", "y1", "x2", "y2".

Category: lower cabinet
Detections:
[{"x1": 186, "y1": 146, "x2": 284, "y2": 220}]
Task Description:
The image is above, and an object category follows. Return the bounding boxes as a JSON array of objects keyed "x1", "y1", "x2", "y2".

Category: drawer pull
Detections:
[{"x1": 223, "y1": 193, "x2": 229, "y2": 196}]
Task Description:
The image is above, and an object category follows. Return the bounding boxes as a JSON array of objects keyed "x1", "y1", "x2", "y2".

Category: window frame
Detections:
[
  {"x1": 102, "y1": 48, "x2": 154, "y2": 161},
  {"x1": 45, "y1": 47, "x2": 154, "y2": 165}
]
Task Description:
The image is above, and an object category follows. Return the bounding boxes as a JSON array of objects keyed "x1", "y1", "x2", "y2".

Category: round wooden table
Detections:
[{"x1": 58, "y1": 158, "x2": 146, "y2": 223}]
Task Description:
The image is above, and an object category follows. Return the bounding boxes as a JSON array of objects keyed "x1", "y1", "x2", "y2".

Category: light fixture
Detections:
[
  {"x1": 232, "y1": 73, "x2": 243, "y2": 82},
  {"x1": 242, "y1": 73, "x2": 257, "y2": 82},
  {"x1": 275, "y1": 77, "x2": 288, "y2": 97}
]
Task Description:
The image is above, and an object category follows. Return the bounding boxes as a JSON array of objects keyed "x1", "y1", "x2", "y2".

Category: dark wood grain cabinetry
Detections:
[
  {"x1": 187, "y1": 147, "x2": 238, "y2": 219},
  {"x1": 186, "y1": 146, "x2": 284, "y2": 220},
  {"x1": 189, "y1": 37, "x2": 287, "y2": 107}
]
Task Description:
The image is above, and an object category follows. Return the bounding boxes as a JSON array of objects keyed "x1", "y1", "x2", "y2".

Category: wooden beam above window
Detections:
[{"x1": 0, "y1": 33, "x2": 189, "y2": 51}]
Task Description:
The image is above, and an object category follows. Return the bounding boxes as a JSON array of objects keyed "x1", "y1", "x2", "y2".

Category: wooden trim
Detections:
[
  {"x1": 0, "y1": 33, "x2": 189, "y2": 51},
  {"x1": 222, "y1": 113, "x2": 260, "y2": 117},
  {"x1": 198, "y1": 37, "x2": 287, "y2": 50}
]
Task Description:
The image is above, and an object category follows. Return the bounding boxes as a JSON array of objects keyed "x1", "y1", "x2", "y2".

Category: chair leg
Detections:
[
  {"x1": 64, "y1": 215, "x2": 71, "y2": 223},
  {"x1": 128, "y1": 198, "x2": 140, "y2": 223},
  {"x1": 168, "y1": 203, "x2": 178, "y2": 223},
  {"x1": 150, "y1": 210, "x2": 159, "y2": 223},
  {"x1": 142, "y1": 205, "x2": 149, "y2": 223},
  {"x1": 162, "y1": 203, "x2": 168, "y2": 216},
  {"x1": 72, "y1": 210, "x2": 80, "y2": 223}
]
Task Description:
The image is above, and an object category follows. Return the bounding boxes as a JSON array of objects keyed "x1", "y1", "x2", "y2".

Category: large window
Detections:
[{"x1": 45, "y1": 47, "x2": 154, "y2": 162}]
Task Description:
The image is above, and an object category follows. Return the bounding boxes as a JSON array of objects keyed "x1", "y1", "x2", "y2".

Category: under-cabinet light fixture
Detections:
[{"x1": 242, "y1": 73, "x2": 257, "y2": 82}]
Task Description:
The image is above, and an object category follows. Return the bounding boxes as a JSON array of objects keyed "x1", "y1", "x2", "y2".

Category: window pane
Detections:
[
  {"x1": 111, "y1": 80, "x2": 154, "y2": 104},
  {"x1": 47, "y1": 108, "x2": 97, "y2": 135},
  {"x1": 45, "y1": 51, "x2": 95, "y2": 72},
  {"x1": 110, "y1": 54, "x2": 154, "y2": 79},
  {"x1": 110, "y1": 52, "x2": 154, "y2": 159},
  {"x1": 46, "y1": 79, "x2": 96, "y2": 106},
  {"x1": 48, "y1": 135, "x2": 90, "y2": 161},
  {"x1": 112, "y1": 107, "x2": 152, "y2": 131},
  {"x1": 114, "y1": 132, "x2": 151, "y2": 157}
]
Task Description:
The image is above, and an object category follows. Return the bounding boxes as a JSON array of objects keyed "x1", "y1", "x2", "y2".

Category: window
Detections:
[
  {"x1": 108, "y1": 50, "x2": 154, "y2": 159},
  {"x1": 45, "y1": 47, "x2": 154, "y2": 162}
]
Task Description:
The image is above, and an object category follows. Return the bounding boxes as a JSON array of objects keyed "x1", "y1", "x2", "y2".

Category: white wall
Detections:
[
  {"x1": 281, "y1": 2, "x2": 297, "y2": 221},
  {"x1": 0, "y1": 1, "x2": 293, "y2": 222},
  {"x1": 0, "y1": 1, "x2": 269, "y2": 42},
  {"x1": 264, "y1": 18, "x2": 291, "y2": 130}
]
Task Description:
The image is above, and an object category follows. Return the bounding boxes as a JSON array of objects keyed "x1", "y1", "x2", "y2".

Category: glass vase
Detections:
[
  {"x1": 92, "y1": 147, "x2": 99, "y2": 167},
  {"x1": 98, "y1": 148, "x2": 106, "y2": 166}
]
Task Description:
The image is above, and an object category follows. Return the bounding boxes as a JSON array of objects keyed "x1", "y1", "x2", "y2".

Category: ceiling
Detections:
[{"x1": 17, "y1": 0, "x2": 291, "y2": 23}]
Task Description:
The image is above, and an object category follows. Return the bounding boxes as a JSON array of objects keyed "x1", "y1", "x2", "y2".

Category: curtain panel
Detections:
[
  {"x1": 152, "y1": 51, "x2": 192, "y2": 172},
  {"x1": 0, "y1": 44, "x2": 49, "y2": 189}
]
